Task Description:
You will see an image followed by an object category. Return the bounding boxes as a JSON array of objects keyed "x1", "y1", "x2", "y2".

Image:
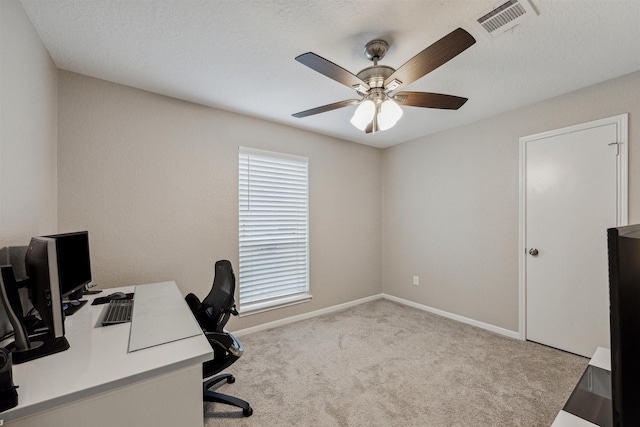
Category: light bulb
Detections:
[
  {"x1": 377, "y1": 99, "x2": 403, "y2": 131},
  {"x1": 350, "y1": 100, "x2": 375, "y2": 131}
]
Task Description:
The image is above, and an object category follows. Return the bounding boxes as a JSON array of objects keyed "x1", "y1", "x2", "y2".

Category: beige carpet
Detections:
[{"x1": 204, "y1": 299, "x2": 587, "y2": 426}]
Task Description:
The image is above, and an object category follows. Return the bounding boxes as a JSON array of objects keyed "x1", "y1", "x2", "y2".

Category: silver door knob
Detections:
[{"x1": 529, "y1": 248, "x2": 539, "y2": 256}]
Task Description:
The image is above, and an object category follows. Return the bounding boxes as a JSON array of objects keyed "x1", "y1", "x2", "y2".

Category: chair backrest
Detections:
[{"x1": 200, "y1": 260, "x2": 237, "y2": 332}]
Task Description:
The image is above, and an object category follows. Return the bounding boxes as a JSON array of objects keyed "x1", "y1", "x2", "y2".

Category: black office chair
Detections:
[{"x1": 185, "y1": 260, "x2": 253, "y2": 417}]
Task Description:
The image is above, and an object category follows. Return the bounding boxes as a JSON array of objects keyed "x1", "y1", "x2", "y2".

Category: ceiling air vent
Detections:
[{"x1": 475, "y1": 0, "x2": 537, "y2": 38}]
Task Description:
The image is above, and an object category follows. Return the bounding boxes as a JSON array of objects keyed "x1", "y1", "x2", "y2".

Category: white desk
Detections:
[
  {"x1": 1, "y1": 281, "x2": 212, "y2": 427},
  {"x1": 551, "y1": 347, "x2": 611, "y2": 427}
]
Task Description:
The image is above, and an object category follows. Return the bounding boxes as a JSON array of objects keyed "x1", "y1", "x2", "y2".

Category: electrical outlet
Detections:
[{"x1": 413, "y1": 276, "x2": 419, "y2": 286}]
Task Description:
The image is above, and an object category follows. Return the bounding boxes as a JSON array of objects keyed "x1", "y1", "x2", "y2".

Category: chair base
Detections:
[{"x1": 204, "y1": 373, "x2": 253, "y2": 417}]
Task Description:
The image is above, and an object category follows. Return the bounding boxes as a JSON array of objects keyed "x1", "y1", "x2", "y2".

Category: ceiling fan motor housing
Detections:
[{"x1": 356, "y1": 65, "x2": 395, "y2": 92}]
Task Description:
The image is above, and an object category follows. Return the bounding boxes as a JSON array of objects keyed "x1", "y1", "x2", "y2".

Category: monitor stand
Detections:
[
  {"x1": 0, "y1": 265, "x2": 70, "y2": 364},
  {"x1": 5, "y1": 333, "x2": 70, "y2": 364},
  {"x1": 68, "y1": 286, "x2": 103, "y2": 300}
]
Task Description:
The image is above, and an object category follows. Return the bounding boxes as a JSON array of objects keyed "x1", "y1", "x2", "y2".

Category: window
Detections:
[{"x1": 238, "y1": 147, "x2": 310, "y2": 314}]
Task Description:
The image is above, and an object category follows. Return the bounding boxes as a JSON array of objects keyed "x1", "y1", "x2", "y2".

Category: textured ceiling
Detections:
[{"x1": 18, "y1": 0, "x2": 640, "y2": 148}]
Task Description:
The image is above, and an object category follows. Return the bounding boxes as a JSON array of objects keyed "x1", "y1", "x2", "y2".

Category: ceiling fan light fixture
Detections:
[
  {"x1": 377, "y1": 99, "x2": 403, "y2": 131},
  {"x1": 350, "y1": 100, "x2": 376, "y2": 131}
]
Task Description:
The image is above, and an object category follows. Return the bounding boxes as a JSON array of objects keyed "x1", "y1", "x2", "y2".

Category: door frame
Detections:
[{"x1": 518, "y1": 114, "x2": 628, "y2": 340}]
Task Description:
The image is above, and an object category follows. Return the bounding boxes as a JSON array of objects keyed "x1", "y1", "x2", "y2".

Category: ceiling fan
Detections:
[{"x1": 292, "y1": 28, "x2": 476, "y2": 134}]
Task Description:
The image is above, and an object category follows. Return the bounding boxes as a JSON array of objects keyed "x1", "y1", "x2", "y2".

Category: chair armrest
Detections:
[
  {"x1": 184, "y1": 293, "x2": 201, "y2": 314},
  {"x1": 205, "y1": 331, "x2": 243, "y2": 357}
]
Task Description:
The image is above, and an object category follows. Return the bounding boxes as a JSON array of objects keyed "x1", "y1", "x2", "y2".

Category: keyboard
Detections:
[{"x1": 102, "y1": 299, "x2": 134, "y2": 325}]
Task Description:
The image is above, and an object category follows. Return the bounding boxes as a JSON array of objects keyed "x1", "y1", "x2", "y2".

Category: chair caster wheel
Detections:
[
  {"x1": 227, "y1": 376, "x2": 235, "y2": 384},
  {"x1": 243, "y1": 406, "x2": 253, "y2": 417}
]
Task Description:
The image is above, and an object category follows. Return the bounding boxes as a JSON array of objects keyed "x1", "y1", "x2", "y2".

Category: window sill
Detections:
[{"x1": 239, "y1": 293, "x2": 312, "y2": 317}]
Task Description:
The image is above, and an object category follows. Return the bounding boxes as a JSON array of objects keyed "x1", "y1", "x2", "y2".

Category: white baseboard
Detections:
[
  {"x1": 381, "y1": 293, "x2": 521, "y2": 340},
  {"x1": 231, "y1": 294, "x2": 382, "y2": 337},
  {"x1": 232, "y1": 292, "x2": 521, "y2": 340}
]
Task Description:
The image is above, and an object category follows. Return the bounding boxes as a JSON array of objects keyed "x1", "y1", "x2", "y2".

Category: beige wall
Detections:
[
  {"x1": 0, "y1": 0, "x2": 57, "y2": 334},
  {"x1": 382, "y1": 70, "x2": 640, "y2": 333},
  {"x1": 4, "y1": 0, "x2": 640, "y2": 336},
  {"x1": 57, "y1": 71, "x2": 382, "y2": 330},
  {"x1": 0, "y1": 0, "x2": 57, "y2": 247}
]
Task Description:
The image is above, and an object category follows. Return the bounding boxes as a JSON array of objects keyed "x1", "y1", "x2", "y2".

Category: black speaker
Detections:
[{"x1": 0, "y1": 349, "x2": 18, "y2": 412}]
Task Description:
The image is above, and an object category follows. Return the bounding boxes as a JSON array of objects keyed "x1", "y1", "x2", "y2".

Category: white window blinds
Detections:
[{"x1": 238, "y1": 147, "x2": 310, "y2": 313}]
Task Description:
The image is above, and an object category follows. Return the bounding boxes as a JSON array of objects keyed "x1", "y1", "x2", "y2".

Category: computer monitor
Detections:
[
  {"x1": 19, "y1": 236, "x2": 70, "y2": 362},
  {"x1": 24, "y1": 237, "x2": 65, "y2": 339},
  {"x1": 44, "y1": 231, "x2": 92, "y2": 299},
  {"x1": 0, "y1": 233, "x2": 91, "y2": 363},
  {"x1": 607, "y1": 224, "x2": 640, "y2": 426}
]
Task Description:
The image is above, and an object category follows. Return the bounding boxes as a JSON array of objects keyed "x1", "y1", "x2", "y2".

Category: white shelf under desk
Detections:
[
  {"x1": 1, "y1": 281, "x2": 212, "y2": 427},
  {"x1": 552, "y1": 347, "x2": 611, "y2": 427}
]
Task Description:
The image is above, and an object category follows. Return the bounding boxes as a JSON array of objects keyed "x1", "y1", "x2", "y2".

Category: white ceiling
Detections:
[{"x1": 18, "y1": 0, "x2": 640, "y2": 148}]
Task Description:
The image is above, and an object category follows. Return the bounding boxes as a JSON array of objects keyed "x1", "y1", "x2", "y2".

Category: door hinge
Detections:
[{"x1": 608, "y1": 142, "x2": 622, "y2": 155}]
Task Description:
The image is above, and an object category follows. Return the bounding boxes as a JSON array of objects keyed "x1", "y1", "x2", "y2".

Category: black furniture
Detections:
[{"x1": 185, "y1": 260, "x2": 252, "y2": 417}]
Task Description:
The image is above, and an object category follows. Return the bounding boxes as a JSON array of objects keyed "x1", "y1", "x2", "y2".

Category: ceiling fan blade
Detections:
[
  {"x1": 394, "y1": 92, "x2": 468, "y2": 110},
  {"x1": 384, "y1": 28, "x2": 476, "y2": 91},
  {"x1": 292, "y1": 99, "x2": 360, "y2": 118},
  {"x1": 296, "y1": 53, "x2": 370, "y2": 91}
]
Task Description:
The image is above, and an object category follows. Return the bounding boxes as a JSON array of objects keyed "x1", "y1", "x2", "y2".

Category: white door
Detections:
[{"x1": 521, "y1": 115, "x2": 627, "y2": 357}]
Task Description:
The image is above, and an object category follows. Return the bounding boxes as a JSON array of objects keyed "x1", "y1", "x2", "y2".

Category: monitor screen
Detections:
[{"x1": 45, "y1": 231, "x2": 92, "y2": 298}]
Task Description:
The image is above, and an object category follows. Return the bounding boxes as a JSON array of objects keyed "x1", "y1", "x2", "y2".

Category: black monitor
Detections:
[
  {"x1": 44, "y1": 231, "x2": 92, "y2": 299},
  {"x1": 607, "y1": 224, "x2": 640, "y2": 426}
]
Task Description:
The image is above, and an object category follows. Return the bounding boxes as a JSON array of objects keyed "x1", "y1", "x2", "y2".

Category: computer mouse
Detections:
[{"x1": 106, "y1": 292, "x2": 127, "y2": 300}]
